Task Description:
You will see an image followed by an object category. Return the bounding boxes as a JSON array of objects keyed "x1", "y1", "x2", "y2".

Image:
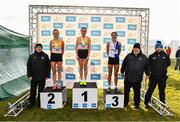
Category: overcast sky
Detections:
[{"x1": 0, "y1": 0, "x2": 179, "y2": 44}]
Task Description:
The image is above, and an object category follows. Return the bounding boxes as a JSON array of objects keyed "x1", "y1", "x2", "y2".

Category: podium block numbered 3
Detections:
[
  {"x1": 103, "y1": 89, "x2": 124, "y2": 108},
  {"x1": 72, "y1": 82, "x2": 98, "y2": 109},
  {"x1": 40, "y1": 87, "x2": 67, "y2": 109}
]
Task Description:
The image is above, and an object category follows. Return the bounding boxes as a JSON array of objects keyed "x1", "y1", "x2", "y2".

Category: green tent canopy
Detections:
[{"x1": 0, "y1": 25, "x2": 30, "y2": 99}]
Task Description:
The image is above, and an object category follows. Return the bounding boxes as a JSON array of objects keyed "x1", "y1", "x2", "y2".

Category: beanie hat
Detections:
[
  {"x1": 155, "y1": 41, "x2": 163, "y2": 49},
  {"x1": 35, "y1": 43, "x2": 43, "y2": 48},
  {"x1": 133, "y1": 43, "x2": 141, "y2": 49}
]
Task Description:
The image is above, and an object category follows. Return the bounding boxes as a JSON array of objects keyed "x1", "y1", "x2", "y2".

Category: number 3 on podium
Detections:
[{"x1": 112, "y1": 96, "x2": 119, "y2": 106}]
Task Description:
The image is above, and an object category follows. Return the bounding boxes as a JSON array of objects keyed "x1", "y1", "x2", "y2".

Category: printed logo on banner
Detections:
[
  {"x1": 65, "y1": 37, "x2": 76, "y2": 43},
  {"x1": 65, "y1": 73, "x2": 75, "y2": 80},
  {"x1": 41, "y1": 38, "x2": 50, "y2": 44},
  {"x1": 128, "y1": 38, "x2": 136, "y2": 44},
  {"x1": 65, "y1": 53, "x2": 75, "y2": 58},
  {"x1": 78, "y1": 17, "x2": 89, "y2": 22},
  {"x1": 103, "y1": 17, "x2": 113, "y2": 22},
  {"x1": 66, "y1": 30, "x2": 76, "y2": 36},
  {"x1": 91, "y1": 45, "x2": 101, "y2": 51},
  {"x1": 116, "y1": 24, "x2": 125, "y2": 29},
  {"x1": 103, "y1": 81, "x2": 112, "y2": 87},
  {"x1": 118, "y1": 74, "x2": 124, "y2": 79},
  {"x1": 41, "y1": 24, "x2": 51, "y2": 29},
  {"x1": 91, "y1": 38, "x2": 101, "y2": 44},
  {"x1": 91, "y1": 52, "x2": 101, "y2": 58},
  {"x1": 65, "y1": 59, "x2": 75, "y2": 65},
  {"x1": 41, "y1": 16, "x2": 51, "y2": 22},
  {"x1": 119, "y1": 59, "x2": 123, "y2": 65},
  {"x1": 104, "y1": 31, "x2": 111, "y2": 36},
  {"x1": 91, "y1": 17, "x2": 101, "y2": 22},
  {"x1": 78, "y1": 23, "x2": 88, "y2": 29},
  {"x1": 128, "y1": 24, "x2": 137, "y2": 30},
  {"x1": 91, "y1": 59, "x2": 101, "y2": 65},
  {"x1": 91, "y1": 23, "x2": 101, "y2": 29},
  {"x1": 103, "y1": 24, "x2": 113, "y2": 29},
  {"x1": 121, "y1": 45, "x2": 125, "y2": 52},
  {"x1": 66, "y1": 23, "x2": 76, "y2": 29},
  {"x1": 103, "y1": 67, "x2": 108, "y2": 72},
  {"x1": 103, "y1": 38, "x2": 111, "y2": 43},
  {"x1": 59, "y1": 37, "x2": 63, "y2": 40},
  {"x1": 116, "y1": 31, "x2": 125, "y2": 37},
  {"x1": 41, "y1": 30, "x2": 51, "y2": 36},
  {"x1": 116, "y1": 17, "x2": 125, "y2": 23},
  {"x1": 42, "y1": 44, "x2": 50, "y2": 50},
  {"x1": 91, "y1": 30, "x2": 101, "y2": 36},
  {"x1": 90, "y1": 74, "x2": 101, "y2": 80},
  {"x1": 66, "y1": 16, "x2": 76, "y2": 22},
  {"x1": 103, "y1": 52, "x2": 108, "y2": 58},
  {"x1": 65, "y1": 67, "x2": 74, "y2": 73},
  {"x1": 66, "y1": 45, "x2": 75, "y2": 50},
  {"x1": 53, "y1": 23, "x2": 63, "y2": 29}
]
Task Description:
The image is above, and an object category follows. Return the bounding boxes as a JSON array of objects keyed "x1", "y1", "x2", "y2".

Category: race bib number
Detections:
[
  {"x1": 52, "y1": 47, "x2": 62, "y2": 53},
  {"x1": 78, "y1": 43, "x2": 87, "y2": 49},
  {"x1": 111, "y1": 49, "x2": 118, "y2": 55}
]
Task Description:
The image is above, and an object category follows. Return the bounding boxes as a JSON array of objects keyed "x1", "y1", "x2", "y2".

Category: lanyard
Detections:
[
  {"x1": 113, "y1": 41, "x2": 117, "y2": 49},
  {"x1": 54, "y1": 39, "x2": 59, "y2": 48},
  {"x1": 81, "y1": 36, "x2": 86, "y2": 45}
]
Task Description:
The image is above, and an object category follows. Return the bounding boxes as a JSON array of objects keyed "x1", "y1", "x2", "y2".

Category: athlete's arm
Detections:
[
  {"x1": 49, "y1": 40, "x2": 52, "y2": 53},
  {"x1": 62, "y1": 40, "x2": 65, "y2": 55},
  {"x1": 75, "y1": 38, "x2": 79, "y2": 59},
  {"x1": 87, "y1": 37, "x2": 91, "y2": 59},
  {"x1": 106, "y1": 42, "x2": 109, "y2": 56},
  {"x1": 118, "y1": 42, "x2": 121, "y2": 55}
]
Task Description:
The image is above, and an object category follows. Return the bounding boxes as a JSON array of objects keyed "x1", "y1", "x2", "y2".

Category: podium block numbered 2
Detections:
[
  {"x1": 40, "y1": 87, "x2": 67, "y2": 109},
  {"x1": 72, "y1": 82, "x2": 98, "y2": 109},
  {"x1": 103, "y1": 89, "x2": 124, "y2": 108}
]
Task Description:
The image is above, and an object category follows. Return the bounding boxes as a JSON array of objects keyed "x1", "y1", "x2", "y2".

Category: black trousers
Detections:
[
  {"x1": 29, "y1": 79, "x2": 45, "y2": 105},
  {"x1": 175, "y1": 58, "x2": 180, "y2": 71},
  {"x1": 144, "y1": 76, "x2": 167, "y2": 105},
  {"x1": 124, "y1": 80, "x2": 141, "y2": 107}
]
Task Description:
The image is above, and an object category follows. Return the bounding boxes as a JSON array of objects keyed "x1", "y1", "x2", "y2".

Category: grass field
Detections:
[{"x1": 0, "y1": 60, "x2": 179, "y2": 121}]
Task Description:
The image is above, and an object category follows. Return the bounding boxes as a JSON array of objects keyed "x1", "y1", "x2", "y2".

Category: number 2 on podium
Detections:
[{"x1": 48, "y1": 93, "x2": 55, "y2": 104}]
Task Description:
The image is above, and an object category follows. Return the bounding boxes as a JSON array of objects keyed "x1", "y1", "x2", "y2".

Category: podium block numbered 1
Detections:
[
  {"x1": 103, "y1": 89, "x2": 124, "y2": 108},
  {"x1": 72, "y1": 82, "x2": 98, "y2": 109},
  {"x1": 40, "y1": 87, "x2": 67, "y2": 109}
]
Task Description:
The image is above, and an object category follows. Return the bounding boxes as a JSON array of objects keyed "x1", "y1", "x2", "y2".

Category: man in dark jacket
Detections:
[
  {"x1": 175, "y1": 46, "x2": 180, "y2": 71},
  {"x1": 121, "y1": 43, "x2": 150, "y2": 109},
  {"x1": 27, "y1": 43, "x2": 51, "y2": 108},
  {"x1": 144, "y1": 41, "x2": 171, "y2": 108}
]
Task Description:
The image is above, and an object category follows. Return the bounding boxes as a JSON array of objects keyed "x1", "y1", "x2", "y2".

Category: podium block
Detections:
[
  {"x1": 40, "y1": 86, "x2": 67, "y2": 109},
  {"x1": 103, "y1": 89, "x2": 124, "y2": 108},
  {"x1": 72, "y1": 82, "x2": 98, "y2": 109}
]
